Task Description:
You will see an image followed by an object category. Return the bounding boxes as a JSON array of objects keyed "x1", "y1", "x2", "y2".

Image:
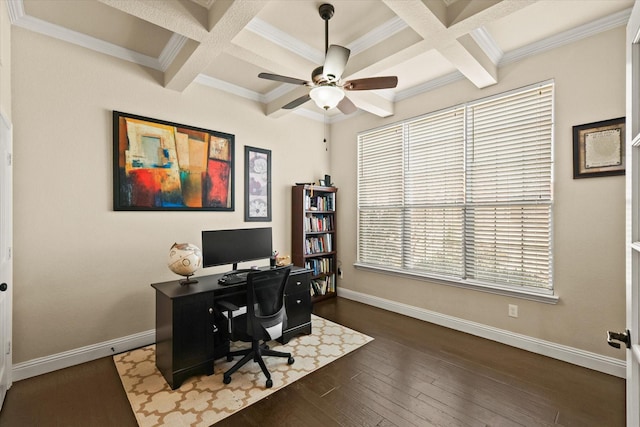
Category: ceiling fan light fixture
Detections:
[{"x1": 310, "y1": 85, "x2": 344, "y2": 110}]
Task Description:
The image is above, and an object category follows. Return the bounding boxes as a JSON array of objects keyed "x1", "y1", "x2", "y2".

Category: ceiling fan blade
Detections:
[
  {"x1": 323, "y1": 45, "x2": 350, "y2": 81},
  {"x1": 282, "y1": 94, "x2": 311, "y2": 109},
  {"x1": 344, "y1": 76, "x2": 398, "y2": 91},
  {"x1": 258, "y1": 72, "x2": 309, "y2": 86},
  {"x1": 337, "y1": 96, "x2": 357, "y2": 115}
]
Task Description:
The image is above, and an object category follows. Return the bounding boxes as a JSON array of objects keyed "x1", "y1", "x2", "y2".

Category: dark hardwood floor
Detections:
[{"x1": 0, "y1": 297, "x2": 625, "y2": 426}]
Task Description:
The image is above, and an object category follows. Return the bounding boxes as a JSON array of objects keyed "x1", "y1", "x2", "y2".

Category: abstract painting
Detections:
[
  {"x1": 245, "y1": 146, "x2": 271, "y2": 221},
  {"x1": 113, "y1": 111, "x2": 234, "y2": 210}
]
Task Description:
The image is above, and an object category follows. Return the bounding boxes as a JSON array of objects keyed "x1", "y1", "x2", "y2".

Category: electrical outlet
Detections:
[{"x1": 508, "y1": 304, "x2": 518, "y2": 318}]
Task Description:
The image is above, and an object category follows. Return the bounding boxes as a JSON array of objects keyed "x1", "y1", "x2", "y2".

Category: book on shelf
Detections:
[
  {"x1": 304, "y1": 257, "x2": 333, "y2": 276},
  {"x1": 304, "y1": 213, "x2": 334, "y2": 232},
  {"x1": 304, "y1": 192, "x2": 336, "y2": 212},
  {"x1": 304, "y1": 234, "x2": 332, "y2": 255},
  {"x1": 309, "y1": 274, "x2": 336, "y2": 296}
]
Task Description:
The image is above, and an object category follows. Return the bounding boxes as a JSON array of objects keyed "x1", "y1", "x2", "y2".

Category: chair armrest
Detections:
[{"x1": 217, "y1": 300, "x2": 240, "y2": 312}]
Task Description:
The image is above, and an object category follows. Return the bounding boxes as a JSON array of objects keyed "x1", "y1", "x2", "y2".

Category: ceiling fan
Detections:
[{"x1": 258, "y1": 3, "x2": 398, "y2": 114}]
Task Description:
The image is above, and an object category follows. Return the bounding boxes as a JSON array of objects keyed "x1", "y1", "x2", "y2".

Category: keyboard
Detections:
[{"x1": 218, "y1": 271, "x2": 249, "y2": 285}]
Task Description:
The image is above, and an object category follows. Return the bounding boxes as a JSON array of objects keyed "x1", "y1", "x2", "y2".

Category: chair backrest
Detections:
[{"x1": 245, "y1": 266, "x2": 291, "y2": 339}]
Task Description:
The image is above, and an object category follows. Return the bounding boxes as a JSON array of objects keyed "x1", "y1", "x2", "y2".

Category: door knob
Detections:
[
  {"x1": 607, "y1": 329, "x2": 631, "y2": 349},
  {"x1": 0, "y1": 283, "x2": 6, "y2": 292}
]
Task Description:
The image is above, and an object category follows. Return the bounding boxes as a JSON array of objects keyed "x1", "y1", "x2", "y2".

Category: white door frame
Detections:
[
  {"x1": 626, "y1": 2, "x2": 640, "y2": 425},
  {"x1": 0, "y1": 108, "x2": 12, "y2": 411}
]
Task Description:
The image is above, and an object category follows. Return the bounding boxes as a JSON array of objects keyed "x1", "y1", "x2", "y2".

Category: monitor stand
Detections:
[{"x1": 223, "y1": 263, "x2": 254, "y2": 277}]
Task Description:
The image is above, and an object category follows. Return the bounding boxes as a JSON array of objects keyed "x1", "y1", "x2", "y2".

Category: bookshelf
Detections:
[{"x1": 292, "y1": 184, "x2": 337, "y2": 302}]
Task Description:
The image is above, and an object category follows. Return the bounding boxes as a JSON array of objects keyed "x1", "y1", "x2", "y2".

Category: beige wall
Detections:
[
  {"x1": 331, "y1": 27, "x2": 626, "y2": 359},
  {"x1": 9, "y1": 20, "x2": 627, "y2": 364},
  {"x1": 11, "y1": 27, "x2": 329, "y2": 363}
]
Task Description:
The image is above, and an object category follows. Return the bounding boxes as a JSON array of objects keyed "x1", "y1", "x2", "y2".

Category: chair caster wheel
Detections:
[
  {"x1": 226, "y1": 355, "x2": 233, "y2": 362},
  {"x1": 266, "y1": 378, "x2": 273, "y2": 388},
  {"x1": 288, "y1": 356, "x2": 295, "y2": 365},
  {"x1": 223, "y1": 375, "x2": 232, "y2": 384}
]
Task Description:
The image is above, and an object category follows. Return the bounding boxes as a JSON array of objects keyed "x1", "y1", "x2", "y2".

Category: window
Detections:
[{"x1": 357, "y1": 82, "x2": 554, "y2": 295}]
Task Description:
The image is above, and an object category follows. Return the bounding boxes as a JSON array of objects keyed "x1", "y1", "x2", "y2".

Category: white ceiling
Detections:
[{"x1": 7, "y1": 0, "x2": 635, "y2": 121}]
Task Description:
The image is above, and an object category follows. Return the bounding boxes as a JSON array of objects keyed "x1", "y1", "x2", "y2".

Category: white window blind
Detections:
[
  {"x1": 405, "y1": 108, "x2": 465, "y2": 277},
  {"x1": 358, "y1": 124, "x2": 404, "y2": 268},
  {"x1": 357, "y1": 82, "x2": 554, "y2": 292},
  {"x1": 465, "y1": 85, "x2": 553, "y2": 289}
]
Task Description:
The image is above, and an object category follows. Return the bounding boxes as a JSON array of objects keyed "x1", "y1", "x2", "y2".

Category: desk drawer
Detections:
[
  {"x1": 285, "y1": 289, "x2": 311, "y2": 328},
  {"x1": 286, "y1": 271, "x2": 310, "y2": 294},
  {"x1": 285, "y1": 271, "x2": 311, "y2": 329},
  {"x1": 281, "y1": 270, "x2": 311, "y2": 344}
]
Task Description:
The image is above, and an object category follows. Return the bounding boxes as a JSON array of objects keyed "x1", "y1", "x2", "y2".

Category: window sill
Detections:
[{"x1": 353, "y1": 263, "x2": 559, "y2": 304}]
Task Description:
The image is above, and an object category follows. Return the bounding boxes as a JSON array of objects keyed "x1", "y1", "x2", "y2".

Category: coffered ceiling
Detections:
[{"x1": 7, "y1": 0, "x2": 634, "y2": 121}]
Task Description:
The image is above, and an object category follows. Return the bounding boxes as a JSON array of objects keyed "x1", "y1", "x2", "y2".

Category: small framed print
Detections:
[
  {"x1": 573, "y1": 117, "x2": 625, "y2": 179},
  {"x1": 244, "y1": 146, "x2": 271, "y2": 221}
]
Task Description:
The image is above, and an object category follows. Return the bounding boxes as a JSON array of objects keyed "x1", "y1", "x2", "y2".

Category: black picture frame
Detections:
[
  {"x1": 113, "y1": 111, "x2": 234, "y2": 211},
  {"x1": 244, "y1": 146, "x2": 271, "y2": 222},
  {"x1": 573, "y1": 117, "x2": 625, "y2": 179}
]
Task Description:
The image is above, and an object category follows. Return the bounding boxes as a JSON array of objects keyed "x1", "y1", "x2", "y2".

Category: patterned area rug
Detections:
[{"x1": 114, "y1": 315, "x2": 373, "y2": 426}]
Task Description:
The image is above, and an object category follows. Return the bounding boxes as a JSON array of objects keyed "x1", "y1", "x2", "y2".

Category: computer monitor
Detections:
[{"x1": 201, "y1": 227, "x2": 273, "y2": 272}]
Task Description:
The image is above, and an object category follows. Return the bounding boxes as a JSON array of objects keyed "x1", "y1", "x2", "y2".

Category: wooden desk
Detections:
[{"x1": 151, "y1": 266, "x2": 311, "y2": 389}]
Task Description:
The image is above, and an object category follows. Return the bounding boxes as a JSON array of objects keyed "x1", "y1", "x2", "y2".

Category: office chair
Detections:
[{"x1": 217, "y1": 266, "x2": 294, "y2": 388}]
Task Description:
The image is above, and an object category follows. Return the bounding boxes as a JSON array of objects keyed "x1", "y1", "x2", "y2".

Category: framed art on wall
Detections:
[
  {"x1": 573, "y1": 117, "x2": 625, "y2": 179},
  {"x1": 245, "y1": 146, "x2": 271, "y2": 222},
  {"x1": 113, "y1": 111, "x2": 234, "y2": 211}
]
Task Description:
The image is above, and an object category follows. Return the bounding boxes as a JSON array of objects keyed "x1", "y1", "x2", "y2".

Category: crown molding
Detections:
[
  {"x1": 10, "y1": 7, "x2": 161, "y2": 71},
  {"x1": 263, "y1": 81, "x2": 299, "y2": 104},
  {"x1": 470, "y1": 26, "x2": 503, "y2": 65},
  {"x1": 395, "y1": 71, "x2": 465, "y2": 102},
  {"x1": 501, "y1": 7, "x2": 632, "y2": 66},
  {"x1": 195, "y1": 74, "x2": 347, "y2": 123},
  {"x1": 8, "y1": 0, "x2": 184, "y2": 72},
  {"x1": 194, "y1": 74, "x2": 263, "y2": 102},
  {"x1": 158, "y1": 33, "x2": 188, "y2": 72},
  {"x1": 347, "y1": 16, "x2": 408, "y2": 56},
  {"x1": 245, "y1": 17, "x2": 323, "y2": 64},
  {"x1": 7, "y1": 0, "x2": 633, "y2": 121},
  {"x1": 6, "y1": 0, "x2": 24, "y2": 23},
  {"x1": 246, "y1": 15, "x2": 408, "y2": 63},
  {"x1": 290, "y1": 106, "x2": 327, "y2": 122}
]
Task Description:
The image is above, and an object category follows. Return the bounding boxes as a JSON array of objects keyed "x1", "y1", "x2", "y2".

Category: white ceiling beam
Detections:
[
  {"x1": 447, "y1": 0, "x2": 538, "y2": 36},
  {"x1": 347, "y1": 91, "x2": 395, "y2": 118},
  {"x1": 230, "y1": 30, "x2": 317, "y2": 80},
  {"x1": 166, "y1": 0, "x2": 268, "y2": 91},
  {"x1": 446, "y1": 0, "x2": 502, "y2": 27},
  {"x1": 383, "y1": 0, "x2": 533, "y2": 89},
  {"x1": 382, "y1": 0, "x2": 493, "y2": 88},
  {"x1": 97, "y1": 0, "x2": 209, "y2": 41},
  {"x1": 100, "y1": 0, "x2": 269, "y2": 92},
  {"x1": 345, "y1": 39, "x2": 431, "y2": 81},
  {"x1": 441, "y1": 35, "x2": 497, "y2": 88}
]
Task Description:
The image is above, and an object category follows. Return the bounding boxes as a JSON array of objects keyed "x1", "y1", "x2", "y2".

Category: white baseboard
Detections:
[
  {"x1": 338, "y1": 288, "x2": 626, "y2": 378},
  {"x1": 11, "y1": 291, "x2": 626, "y2": 382},
  {"x1": 12, "y1": 329, "x2": 155, "y2": 382}
]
